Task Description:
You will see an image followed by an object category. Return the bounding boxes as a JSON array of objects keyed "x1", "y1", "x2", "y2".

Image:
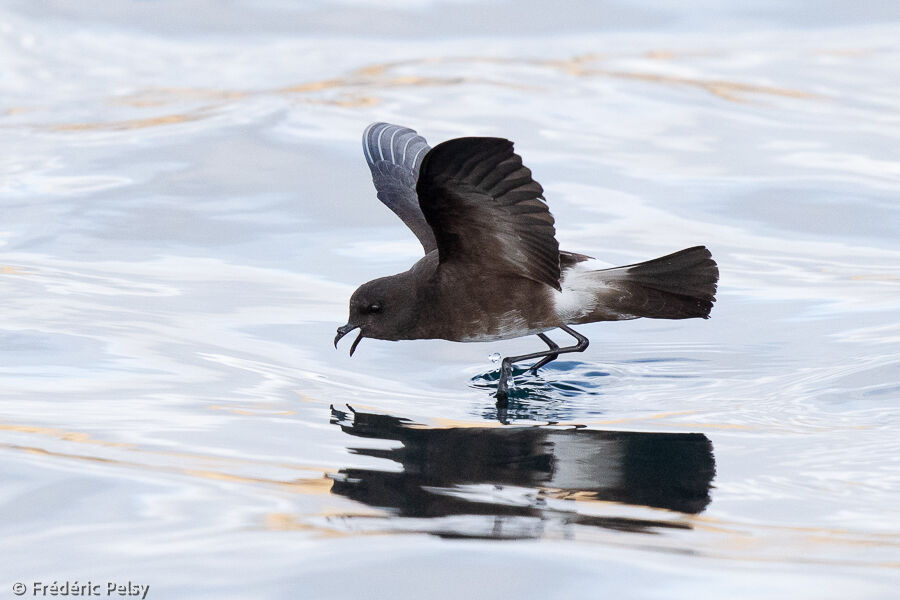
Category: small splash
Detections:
[{"x1": 488, "y1": 352, "x2": 500, "y2": 363}]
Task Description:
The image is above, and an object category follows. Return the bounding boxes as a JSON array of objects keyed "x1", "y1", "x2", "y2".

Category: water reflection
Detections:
[
  {"x1": 328, "y1": 406, "x2": 715, "y2": 539},
  {"x1": 20, "y1": 50, "x2": 821, "y2": 135}
]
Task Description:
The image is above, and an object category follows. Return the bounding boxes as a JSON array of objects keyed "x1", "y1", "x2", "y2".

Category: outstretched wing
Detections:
[
  {"x1": 362, "y1": 122, "x2": 436, "y2": 254},
  {"x1": 416, "y1": 137, "x2": 561, "y2": 290}
]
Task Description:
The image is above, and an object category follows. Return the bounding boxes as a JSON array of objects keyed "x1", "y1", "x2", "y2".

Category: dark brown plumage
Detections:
[{"x1": 336, "y1": 123, "x2": 719, "y2": 404}]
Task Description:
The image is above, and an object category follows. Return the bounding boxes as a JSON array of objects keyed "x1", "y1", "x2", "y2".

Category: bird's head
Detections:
[{"x1": 334, "y1": 275, "x2": 417, "y2": 355}]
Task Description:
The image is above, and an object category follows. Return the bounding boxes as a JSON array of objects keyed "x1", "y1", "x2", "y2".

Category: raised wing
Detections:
[
  {"x1": 416, "y1": 137, "x2": 561, "y2": 290},
  {"x1": 363, "y1": 122, "x2": 436, "y2": 254}
]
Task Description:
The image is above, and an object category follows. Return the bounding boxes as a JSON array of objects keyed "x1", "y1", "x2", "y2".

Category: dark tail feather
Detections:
[{"x1": 594, "y1": 246, "x2": 719, "y2": 320}]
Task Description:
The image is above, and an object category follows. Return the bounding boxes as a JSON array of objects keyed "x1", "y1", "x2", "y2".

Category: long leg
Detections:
[
  {"x1": 495, "y1": 325, "x2": 590, "y2": 405},
  {"x1": 529, "y1": 333, "x2": 559, "y2": 374}
]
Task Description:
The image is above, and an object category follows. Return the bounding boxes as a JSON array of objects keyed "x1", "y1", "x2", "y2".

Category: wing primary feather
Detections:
[
  {"x1": 362, "y1": 123, "x2": 375, "y2": 165},
  {"x1": 401, "y1": 135, "x2": 413, "y2": 163},
  {"x1": 412, "y1": 145, "x2": 428, "y2": 168},
  {"x1": 388, "y1": 127, "x2": 399, "y2": 163},
  {"x1": 361, "y1": 122, "x2": 437, "y2": 254},
  {"x1": 376, "y1": 126, "x2": 388, "y2": 161}
]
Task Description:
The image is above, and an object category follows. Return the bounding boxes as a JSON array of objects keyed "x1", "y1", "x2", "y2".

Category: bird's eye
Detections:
[{"x1": 366, "y1": 303, "x2": 382, "y2": 314}]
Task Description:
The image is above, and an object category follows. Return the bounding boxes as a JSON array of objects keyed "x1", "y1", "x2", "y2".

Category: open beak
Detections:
[{"x1": 334, "y1": 324, "x2": 364, "y2": 356}]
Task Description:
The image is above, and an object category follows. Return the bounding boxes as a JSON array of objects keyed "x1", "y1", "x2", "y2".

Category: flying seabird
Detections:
[{"x1": 335, "y1": 123, "x2": 719, "y2": 404}]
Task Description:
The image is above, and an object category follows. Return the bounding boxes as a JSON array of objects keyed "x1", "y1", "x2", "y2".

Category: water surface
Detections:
[{"x1": 2, "y1": 2, "x2": 900, "y2": 598}]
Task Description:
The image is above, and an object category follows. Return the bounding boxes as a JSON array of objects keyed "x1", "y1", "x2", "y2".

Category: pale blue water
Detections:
[{"x1": 2, "y1": 2, "x2": 900, "y2": 598}]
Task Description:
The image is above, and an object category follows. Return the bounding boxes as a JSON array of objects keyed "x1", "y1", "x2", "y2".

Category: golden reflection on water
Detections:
[
  {"x1": 110, "y1": 87, "x2": 248, "y2": 107},
  {"x1": 5, "y1": 419, "x2": 899, "y2": 568},
  {"x1": 0, "y1": 423, "x2": 133, "y2": 447},
  {"x1": 258, "y1": 500, "x2": 900, "y2": 569},
  {"x1": 579, "y1": 69, "x2": 814, "y2": 102},
  {"x1": 50, "y1": 111, "x2": 207, "y2": 132},
  {"x1": 688, "y1": 514, "x2": 900, "y2": 569},
  {"x1": 5, "y1": 441, "x2": 334, "y2": 496},
  {"x1": 264, "y1": 508, "x2": 390, "y2": 537},
  {"x1": 3, "y1": 106, "x2": 35, "y2": 116},
  {"x1": 849, "y1": 273, "x2": 900, "y2": 282},
  {"x1": 1, "y1": 421, "x2": 336, "y2": 490},
  {"x1": 8, "y1": 50, "x2": 825, "y2": 133}
]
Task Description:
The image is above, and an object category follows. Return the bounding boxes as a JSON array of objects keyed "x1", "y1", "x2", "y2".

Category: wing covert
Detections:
[{"x1": 416, "y1": 137, "x2": 561, "y2": 290}]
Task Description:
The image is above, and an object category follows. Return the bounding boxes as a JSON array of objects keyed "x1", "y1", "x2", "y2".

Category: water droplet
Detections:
[{"x1": 489, "y1": 353, "x2": 501, "y2": 363}]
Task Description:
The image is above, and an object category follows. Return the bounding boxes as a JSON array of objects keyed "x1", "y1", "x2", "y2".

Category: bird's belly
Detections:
[
  {"x1": 456, "y1": 310, "x2": 554, "y2": 342},
  {"x1": 433, "y1": 273, "x2": 561, "y2": 342}
]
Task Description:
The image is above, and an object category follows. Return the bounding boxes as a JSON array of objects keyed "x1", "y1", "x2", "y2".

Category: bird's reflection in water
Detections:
[{"x1": 328, "y1": 406, "x2": 715, "y2": 539}]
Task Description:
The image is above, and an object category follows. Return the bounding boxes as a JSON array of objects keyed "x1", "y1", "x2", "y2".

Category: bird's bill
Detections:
[{"x1": 334, "y1": 324, "x2": 364, "y2": 356}]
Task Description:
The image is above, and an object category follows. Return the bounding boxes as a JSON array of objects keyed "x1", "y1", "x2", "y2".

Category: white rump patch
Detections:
[{"x1": 553, "y1": 260, "x2": 616, "y2": 322}]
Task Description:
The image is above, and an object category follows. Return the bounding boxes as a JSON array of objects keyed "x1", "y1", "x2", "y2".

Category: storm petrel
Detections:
[{"x1": 335, "y1": 123, "x2": 719, "y2": 403}]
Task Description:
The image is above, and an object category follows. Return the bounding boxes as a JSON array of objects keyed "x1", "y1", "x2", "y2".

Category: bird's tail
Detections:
[{"x1": 574, "y1": 246, "x2": 719, "y2": 322}]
